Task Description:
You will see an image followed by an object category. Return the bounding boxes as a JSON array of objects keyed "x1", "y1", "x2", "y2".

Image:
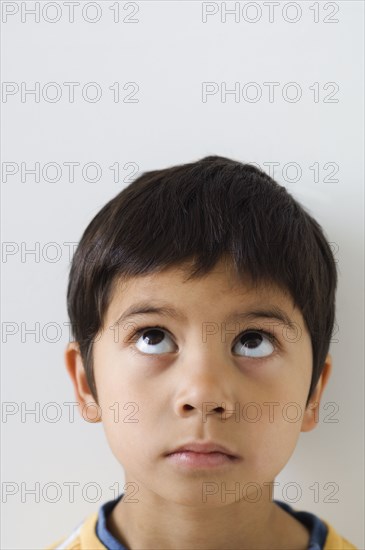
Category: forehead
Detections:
[{"x1": 106, "y1": 259, "x2": 299, "y2": 327}]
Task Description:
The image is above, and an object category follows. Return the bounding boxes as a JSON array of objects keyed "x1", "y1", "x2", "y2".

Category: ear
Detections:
[
  {"x1": 301, "y1": 353, "x2": 333, "y2": 432},
  {"x1": 64, "y1": 342, "x2": 101, "y2": 423}
]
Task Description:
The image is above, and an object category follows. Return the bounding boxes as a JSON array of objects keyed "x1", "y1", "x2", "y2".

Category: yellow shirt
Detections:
[{"x1": 46, "y1": 507, "x2": 358, "y2": 550}]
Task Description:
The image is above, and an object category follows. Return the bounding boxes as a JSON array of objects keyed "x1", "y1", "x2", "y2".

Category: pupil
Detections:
[
  {"x1": 144, "y1": 329, "x2": 163, "y2": 345},
  {"x1": 244, "y1": 332, "x2": 262, "y2": 349}
]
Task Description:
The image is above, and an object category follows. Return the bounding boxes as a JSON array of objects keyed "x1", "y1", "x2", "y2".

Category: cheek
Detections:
[
  {"x1": 241, "y1": 401, "x2": 305, "y2": 481},
  {"x1": 98, "y1": 393, "x2": 146, "y2": 470},
  {"x1": 93, "y1": 342, "x2": 141, "y2": 407},
  {"x1": 96, "y1": 374, "x2": 159, "y2": 468}
]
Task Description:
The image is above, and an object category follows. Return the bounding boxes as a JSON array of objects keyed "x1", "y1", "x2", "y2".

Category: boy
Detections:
[{"x1": 46, "y1": 156, "x2": 357, "y2": 549}]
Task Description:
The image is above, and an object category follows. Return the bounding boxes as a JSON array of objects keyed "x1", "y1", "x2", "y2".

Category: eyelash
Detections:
[{"x1": 127, "y1": 324, "x2": 279, "y2": 353}]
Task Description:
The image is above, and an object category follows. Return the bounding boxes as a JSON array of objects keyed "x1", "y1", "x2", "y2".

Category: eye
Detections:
[
  {"x1": 130, "y1": 326, "x2": 276, "y2": 359},
  {"x1": 131, "y1": 326, "x2": 175, "y2": 355},
  {"x1": 233, "y1": 331, "x2": 275, "y2": 358}
]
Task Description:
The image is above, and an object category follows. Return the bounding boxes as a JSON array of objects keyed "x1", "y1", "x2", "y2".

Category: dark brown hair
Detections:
[{"x1": 67, "y1": 155, "x2": 337, "y2": 407}]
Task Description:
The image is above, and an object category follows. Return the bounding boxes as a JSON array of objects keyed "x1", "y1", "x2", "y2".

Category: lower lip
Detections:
[{"x1": 165, "y1": 451, "x2": 239, "y2": 468}]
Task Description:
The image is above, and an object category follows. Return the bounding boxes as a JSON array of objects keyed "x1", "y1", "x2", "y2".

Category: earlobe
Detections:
[
  {"x1": 64, "y1": 342, "x2": 101, "y2": 423},
  {"x1": 301, "y1": 354, "x2": 333, "y2": 433}
]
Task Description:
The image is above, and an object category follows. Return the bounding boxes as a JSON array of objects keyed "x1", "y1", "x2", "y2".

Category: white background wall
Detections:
[{"x1": 1, "y1": 1, "x2": 364, "y2": 548}]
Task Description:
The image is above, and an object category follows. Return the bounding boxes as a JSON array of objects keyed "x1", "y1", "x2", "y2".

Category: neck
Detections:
[{"x1": 106, "y1": 483, "x2": 310, "y2": 550}]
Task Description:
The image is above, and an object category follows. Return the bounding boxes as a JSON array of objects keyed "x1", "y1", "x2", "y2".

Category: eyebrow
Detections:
[{"x1": 113, "y1": 301, "x2": 297, "y2": 330}]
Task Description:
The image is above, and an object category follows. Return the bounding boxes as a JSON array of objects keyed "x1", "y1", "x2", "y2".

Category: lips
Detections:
[{"x1": 166, "y1": 440, "x2": 240, "y2": 459}]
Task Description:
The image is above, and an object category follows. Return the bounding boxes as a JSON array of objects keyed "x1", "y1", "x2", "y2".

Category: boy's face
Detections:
[{"x1": 67, "y1": 258, "x2": 331, "y2": 506}]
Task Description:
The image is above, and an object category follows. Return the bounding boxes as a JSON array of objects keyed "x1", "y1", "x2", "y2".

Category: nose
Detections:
[{"x1": 172, "y1": 348, "x2": 238, "y2": 421}]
